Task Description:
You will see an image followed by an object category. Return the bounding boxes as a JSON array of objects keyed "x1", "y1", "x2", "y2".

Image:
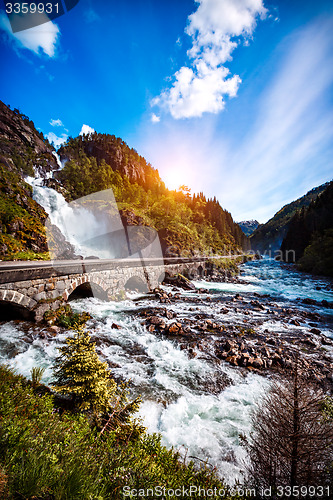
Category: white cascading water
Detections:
[{"x1": 26, "y1": 174, "x2": 116, "y2": 258}]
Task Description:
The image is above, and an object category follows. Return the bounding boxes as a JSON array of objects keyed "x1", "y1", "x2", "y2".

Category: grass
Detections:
[
  {"x1": 0, "y1": 365, "x2": 244, "y2": 500},
  {"x1": 1, "y1": 250, "x2": 50, "y2": 261}
]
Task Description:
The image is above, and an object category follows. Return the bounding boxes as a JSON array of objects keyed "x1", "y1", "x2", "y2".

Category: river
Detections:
[{"x1": 1, "y1": 257, "x2": 332, "y2": 484}]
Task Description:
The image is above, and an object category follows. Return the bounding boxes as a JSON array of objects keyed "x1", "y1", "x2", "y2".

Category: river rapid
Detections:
[{"x1": 0, "y1": 258, "x2": 332, "y2": 484}]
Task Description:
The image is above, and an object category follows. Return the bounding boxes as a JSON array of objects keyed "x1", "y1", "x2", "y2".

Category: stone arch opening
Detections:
[
  {"x1": 197, "y1": 265, "x2": 204, "y2": 277},
  {"x1": 124, "y1": 276, "x2": 149, "y2": 293},
  {"x1": 0, "y1": 301, "x2": 34, "y2": 321},
  {"x1": 68, "y1": 282, "x2": 108, "y2": 301},
  {"x1": 161, "y1": 271, "x2": 173, "y2": 285}
]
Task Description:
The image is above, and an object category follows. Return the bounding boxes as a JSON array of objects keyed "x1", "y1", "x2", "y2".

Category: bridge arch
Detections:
[
  {"x1": 0, "y1": 289, "x2": 35, "y2": 320},
  {"x1": 63, "y1": 276, "x2": 109, "y2": 302},
  {"x1": 124, "y1": 276, "x2": 149, "y2": 293}
]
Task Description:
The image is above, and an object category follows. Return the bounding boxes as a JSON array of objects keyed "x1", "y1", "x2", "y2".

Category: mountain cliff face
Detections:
[
  {"x1": 250, "y1": 183, "x2": 329, "y2": 254},
  {"x1": 0, "y1": 102, "x2": 55, "y2": 257},
  {"x1": 0, "y1": 101, "x2": 57, "y2": 178},
  {"x1": 0, "y1": 102, "x2": 74, "y2": 258},
  {"x1": 280, "y1": 181, "x2": 333, "y2": 276},
  {"x1": 237, "y1": 220, "x2": 259, "y2": 237}
]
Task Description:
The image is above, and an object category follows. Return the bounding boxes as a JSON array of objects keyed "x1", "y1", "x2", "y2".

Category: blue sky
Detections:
[{"x1": 0, "y1": 0, "x2": 333, "y2": 223}]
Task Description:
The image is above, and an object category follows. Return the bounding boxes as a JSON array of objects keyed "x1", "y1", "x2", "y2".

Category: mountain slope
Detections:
[
  {"x1": 0, "y1": 102, "x2": 57, "y2": 258},
  {"x1": 56, "y1": 134, "x2": 248, "y2": 256},
  {"x1": 58, "y1": 133, "x2": 162, "y2": 190},
  {"x1": 0, "y1": 102, "x2": 248, "y2": 259},
  {"x1": 280, "y1": 181, "x2": 333, "y2": 276},
  {"x1": 250, "y1": 183, "x2": 329, "y2": 254}
]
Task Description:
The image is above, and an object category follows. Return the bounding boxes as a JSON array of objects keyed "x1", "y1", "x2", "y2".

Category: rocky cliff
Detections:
[
  {"x1": 0, "y1": 102, "x2": 73, "y2": 258},
  {"x1": 0, "y1": 101, "x2": 57, "y2": 178}
]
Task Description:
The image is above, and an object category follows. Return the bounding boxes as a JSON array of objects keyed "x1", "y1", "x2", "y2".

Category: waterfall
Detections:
[{"x1": 25, "y1": 174, "x2": 162, "y2": 262}]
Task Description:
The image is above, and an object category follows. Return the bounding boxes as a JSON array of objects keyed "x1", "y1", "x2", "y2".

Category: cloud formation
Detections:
[
  {"x1": 0, "y1": 10, "x2": 60, "y2": 57},
  {"x1": 151, "y1": 113, "x2": 160, "y2": 123},
  {"x1": 46, "y1": 132, "x2": 68, "y2": 147},
  {"x1": 80, "y1": 124, "x2": 95, "y2": 136},
  {"x1": 152, "y1": 0, "x2": 267, "y2": 119},
  {"x1": 142, "y1": 17, "x2": 333, "y2": 222},
  {"x1": 50, "y1": 119, "x2": 63, "y2": 127}
]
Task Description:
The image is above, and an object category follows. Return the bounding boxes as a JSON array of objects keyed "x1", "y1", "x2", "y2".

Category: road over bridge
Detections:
[{"x1": 0, "y1": 256, "x2": 238, "y2": 321}]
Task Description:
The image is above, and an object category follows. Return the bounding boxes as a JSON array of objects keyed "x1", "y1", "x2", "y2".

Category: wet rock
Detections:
[
  {"x1": 252, "y1": 357, "x2": 264, "y2": 369},
  {"x1": 149, "y1": 316, "x2": 163, "y2": 325},
  {"x1": 309, "y1": 328, "x2": 321, "y2": 335},
  {"x1": 8, "y1": 347, "x2": 20, "y2": 358},
  {"x1": 20, "y1": 334, "x2": 33, "y2": 343},
  {"x1": 167, "y1": 322, "x2": 182, "y2": 334},
  {"x1": 290, "y1": 319, "x2": 301, "y2": 326},
  {"x1": 304, "y1": 337, "x2": 318, "y2": 347},
  {"x1": 272, "y1": 353, "x2": 282, "y2": 365},
  {"x1": 111, "y1": 323, "x2": 122, "y2": 329},
  {"x1": 302, "y1": 298, "x2": 317, "y2": 306},
  {"x1": 226, "y1": 355, "x2": 239, "y2": 366},
  {"x1": 224, "y1": 339, "x2": 235, "y2": 351}
]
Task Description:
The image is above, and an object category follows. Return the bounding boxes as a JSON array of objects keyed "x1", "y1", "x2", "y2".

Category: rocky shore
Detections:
[{"x1": 135, "y1": 274, "x2": 333, "y2": 391}]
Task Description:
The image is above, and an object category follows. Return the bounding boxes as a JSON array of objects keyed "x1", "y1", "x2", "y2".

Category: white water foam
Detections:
[{"x1": 0, "y1": 296, "x2": 269, "y2": 484}]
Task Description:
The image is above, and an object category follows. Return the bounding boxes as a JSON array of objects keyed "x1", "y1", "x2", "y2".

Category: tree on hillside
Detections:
[{"x1": 243, "y1": 366, "x2": 333, "y2": 496}]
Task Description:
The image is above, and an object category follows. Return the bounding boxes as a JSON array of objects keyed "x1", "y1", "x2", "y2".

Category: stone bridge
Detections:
[{"x1": 0, "y1": 257, "x2": 214, "y2": 321}]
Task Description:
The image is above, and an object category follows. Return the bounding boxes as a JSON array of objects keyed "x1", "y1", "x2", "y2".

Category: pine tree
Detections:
[{"x1": 53, "y1": 327, "x2": 116, "y2": 414}]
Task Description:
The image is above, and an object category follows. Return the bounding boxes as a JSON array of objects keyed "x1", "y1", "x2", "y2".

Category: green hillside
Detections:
[
  {"x1": 56, "y1": 134, "x2": 248, "y2": 256},
  {"x1": 250, "y1": 183, "x2": 329, "y2": 254},
  {"x1": 0, "y1": 102, "x2": 248, "y2": 259},
  {"x1": 280, "y1": 181, "x2": 333, "y2": 277}
]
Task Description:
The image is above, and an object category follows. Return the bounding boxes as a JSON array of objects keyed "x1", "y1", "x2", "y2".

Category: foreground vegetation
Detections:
[
  {"x1": 0, "y1": 328, "x2": 240, "y2": 500},
  {"x1": 1, "y1": 325, "x2": 333, "y2": 499}
]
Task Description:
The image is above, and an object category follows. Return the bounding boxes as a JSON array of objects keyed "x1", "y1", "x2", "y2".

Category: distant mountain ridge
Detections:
[
  {"x1": 250, "y1": 183, "x2": 330, "y2": 254},
  {"x1": 237, "y1": 220, "x2": 259, "y2": 236}
]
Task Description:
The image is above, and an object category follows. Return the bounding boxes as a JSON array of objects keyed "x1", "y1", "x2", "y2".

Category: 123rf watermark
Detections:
[
  {"x1": 4, "y1": 1, "x2": 80, "y2": 33},
  {"x1": 122, "y1": 485, "x2": 331, "y2": 498}
]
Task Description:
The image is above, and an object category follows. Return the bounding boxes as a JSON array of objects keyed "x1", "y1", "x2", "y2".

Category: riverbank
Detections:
[{"x1": 0, "y1": 258, "x2": 332, "y2": 483}]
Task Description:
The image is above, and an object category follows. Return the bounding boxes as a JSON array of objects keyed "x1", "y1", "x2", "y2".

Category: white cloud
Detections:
[
  {"x1": 46, "y1": 132, "x2": 68, "y2": 148},
  {"x1": 0, "y1": 10, "x2": 60, "y2": 57},
  {"x1": 142, "y1": 18, "x2": 333, "y2": 222},
  {"x1": 151, "y1": 113, "x2": 160, "y2": 123},
  {"x1": 80, "y1": 124, "x2": 95, "y2": 136},
  {"x1": 152, "y1": 0, "x2": 267, "y2": 119},
  {"x1": 214, "y1": 19, "x2": 333, "y2": 221},
  {"x1": 50, "y1": 119, "x2": 63, "y2": 127}
]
